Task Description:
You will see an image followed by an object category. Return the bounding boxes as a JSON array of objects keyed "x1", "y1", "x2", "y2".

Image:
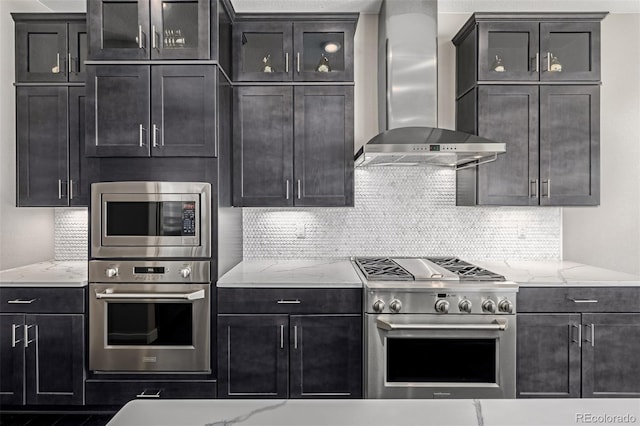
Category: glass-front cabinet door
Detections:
[
  {"x1": 478, "y1": 22, "x2": 539, "y2": 81},
  {"x1": 89, "y1": 0, "x2": 150, "y2": 60},
  {"x1": 539, "y1": 22, "x2": 601, "y2": 81},
  {"x1": 293, "y1": 22, "x2": 354, "y2": 82},
  {"x1": 232, "y1": 22, "x2": 293, "y2": 81},
  {"x1": 150, "y1": 0, "x2": 210, "y2": 60}
]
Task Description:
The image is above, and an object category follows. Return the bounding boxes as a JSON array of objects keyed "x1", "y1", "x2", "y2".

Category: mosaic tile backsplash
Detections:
[
  {"x1": 243, "y1": 167, "x2": 562, "y2": 260},
  {"x1": 54, "y1": 209, "x2": 88, "y2": 260}
]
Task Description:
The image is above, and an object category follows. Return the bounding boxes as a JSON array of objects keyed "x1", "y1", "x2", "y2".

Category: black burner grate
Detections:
[
  {"x1": 354, "y1": 257, "x2": 414, "y2": 281},
  {"x1": 426, "y1": 257, "x2": 505, "y2": 281}
]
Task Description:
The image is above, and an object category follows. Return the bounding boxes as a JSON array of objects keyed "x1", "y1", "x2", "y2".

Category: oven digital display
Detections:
[{"x1": 134, "y1": 267, "x2": 165, "y2": 274}]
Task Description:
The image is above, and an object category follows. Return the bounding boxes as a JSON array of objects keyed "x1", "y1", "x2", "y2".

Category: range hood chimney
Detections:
[{"x1": 355, "y1": 0, "x2": 505, "y2": 168}]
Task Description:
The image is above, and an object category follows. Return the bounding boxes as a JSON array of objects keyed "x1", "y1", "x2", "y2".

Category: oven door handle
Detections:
[
  {"x1": 95, "y1": 289, "x2": 205, "y2": 301},
  {"x1": 376, "y1": 318, "x2": 508, "y2": 331}
]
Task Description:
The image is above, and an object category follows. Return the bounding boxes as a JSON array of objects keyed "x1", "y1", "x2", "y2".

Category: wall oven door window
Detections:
[
  {"x1": 89, "y1": 283, "x2": 210, "y2": 373},
  {"x1": 367, "y1": 314, "x2": 515, "y2": 399}
]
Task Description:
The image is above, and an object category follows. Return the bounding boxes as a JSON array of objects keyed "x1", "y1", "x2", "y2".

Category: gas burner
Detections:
[
  {"x1": 354, "y1": 257, "x2": 414, "y2": 281},
  {"x1": 426, "y1": 257, "x2": 505, "y2": 281}
]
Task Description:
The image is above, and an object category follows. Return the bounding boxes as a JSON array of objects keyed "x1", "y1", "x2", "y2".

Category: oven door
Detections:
[
  {"x1": 366, "y1": 314, "x2": 515, "y2": 399},
  {"x1": 89, "y1": 283, "x2": 211, "y2": 373}
]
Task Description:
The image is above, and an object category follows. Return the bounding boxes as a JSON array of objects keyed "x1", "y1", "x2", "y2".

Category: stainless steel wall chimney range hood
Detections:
[{"x1": 354, "y1": 0, "x2": 506, "y2": 168}]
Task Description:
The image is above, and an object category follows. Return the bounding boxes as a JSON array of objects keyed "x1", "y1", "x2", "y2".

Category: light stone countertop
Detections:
[
  {"x1": 106, "y1": 398, "x2": 640, "y2": 426},
  {"x1": 217, "y1": 259, "x2": 363, "y2": 288},
  {"x1": 468, "y1": 260, "x2": 640, "y2": 287},
  {"x1": 0, "y1": 260, "x2": 87, "y2": 287}
]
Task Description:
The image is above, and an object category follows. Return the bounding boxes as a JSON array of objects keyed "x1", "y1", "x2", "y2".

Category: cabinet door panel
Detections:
[
  {"x1": 16, "y1": 86, "x2": 69, "y2": 207},
  {"x1": 233, "y1": 86, "x2": 293, "y2": 206},
  {"x1": 289, "y1": 315, "x2": 361, "y2": 398},
  {"x1": 582, "y1": 314, "x2": 640, "y2": 397},
  {"x1": 150, "y1": 0, "x2": 210, "y2": 60},
  {"x1": 293, "y1": 22, "x2": 355, "y2": 82},
  {"x1": 151, "y1": 66, "x2": 216, "y2": 157},
  {"x1": 86, "y1": 65, "x2": 151, "y2": 157},
  {"x1": 69, "y1": 87, "x2": 89, "y2": 206},
  {"x1": 232, "y1": 22, "x2": 293, "y2": 82},
  {"x1": 15, "y1": 22, "x2": 68, "y2": 82},
  {"x1": 539, "y1": 85, "x2": 599, "y2": 206},
  {"x1": 25, "y1": 314, "x2": 84, "y2": 405},
  {"x1": 88, "y1": 0, "x2": 150, "y2": 60},
  {"x1": 218, "y1": 315, "x2": 288, "y2": 398},
  {"x1": 517, "y1": 314, "x2": 581, "y2": 398},
  {"x1": 68, "y1": 22, "x2": 87, "y2": 82},
  {"x1": 0, "y1": 314, "x2": 24, "y2": 405},
  {"x1": 294, "y1": 86, "x2": 354, "y2": 206},
  {"x1": 540, "y1": 22, "x2": 601, "y2": 81},
  {"x1": 477, "y1": 85, "x2": 539, "y2": 205},
  {"x1": 477, "y1": 22, "x2": 539, "y2": 81}
]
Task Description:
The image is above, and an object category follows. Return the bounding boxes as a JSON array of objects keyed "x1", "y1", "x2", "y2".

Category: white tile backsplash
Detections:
[
  {"x1": 54, "y1": 208, "x2": 88, "y2": 260},
  {"x1": 243, "y1": 167, "x2": 561, "y2": 259}
]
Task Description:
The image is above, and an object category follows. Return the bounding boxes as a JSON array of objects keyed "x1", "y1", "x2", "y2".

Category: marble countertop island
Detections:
[
  {"x1": 0, "y1": 260, "x2": 87, "y2": 287},
  {"x1": 469, "y1": 260, "x2": 640, "y2": 287},
  {"x1": 217, "y1": 259, "x2": 363, "y2": 288},
  {"x1": 107, "y1": 398, "x2": 640, "y2": 426}
]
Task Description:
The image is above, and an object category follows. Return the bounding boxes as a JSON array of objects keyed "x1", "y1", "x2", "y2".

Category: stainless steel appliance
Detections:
[
  {"x1": 354, "y1": 257, "x2": 518, "y2": 399},
  {"x1": 91, "y1": 181, "x2": 212, "y2": 258},
  {"x1": 89, "y1": 260, "x2": 211, "y2": 373}
]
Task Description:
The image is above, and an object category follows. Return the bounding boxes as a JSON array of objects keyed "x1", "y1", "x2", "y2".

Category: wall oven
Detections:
[
  {"x1": 366, "y1": 313, "x2": 515, "y2": 399},
  {"x1": 91, "y1": 181, "x2": 211, "y2": 258},
  {"x1": 89, "y1": 260, "x2": 211, "y2": 373}
]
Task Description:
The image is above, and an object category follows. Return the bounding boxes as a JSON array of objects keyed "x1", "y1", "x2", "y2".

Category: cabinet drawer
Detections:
[
  {"x1": 518, "y1": 287, "x2": 640, "y2": 313},
  {"x1": 85, "y1": 380, "x2": 216, "y2": 405},
  {"x1": 0, "y1": 287, "x2": 84, "y2": 313},
  {"x1": 218, "y1": 288, "x2": 361, "y2": 314}
]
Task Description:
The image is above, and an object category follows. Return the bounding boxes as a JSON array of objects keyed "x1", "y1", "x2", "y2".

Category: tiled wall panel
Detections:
[
  {"x1": 244, "y1": 167, "x2": 561, "y2": 260},
  {"x1": 54, "y1": 209, "x2": 88, "y2": 260}
]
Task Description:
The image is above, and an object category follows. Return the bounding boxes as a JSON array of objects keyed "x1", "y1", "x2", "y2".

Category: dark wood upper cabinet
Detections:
[
  {"x1": 86, "y1": 65, "x2": 217, "y2": 158},
  {"x1": 232, "y1": 17, "x2": 356, "y2": 82},
  {"x1": 88, "y1": 0, "x2": 212, "y2": 60},
  {"x1": 454, "y1": 12, "x2": 604, "y2": 207},
  {"x1": 13, "y1": 14, "x2": 87, "y2": 83}
]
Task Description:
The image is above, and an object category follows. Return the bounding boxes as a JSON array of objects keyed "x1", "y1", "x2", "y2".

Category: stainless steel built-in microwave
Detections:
[{"x1": 91, "y1": 182, "x2": 212, "y2": 258}]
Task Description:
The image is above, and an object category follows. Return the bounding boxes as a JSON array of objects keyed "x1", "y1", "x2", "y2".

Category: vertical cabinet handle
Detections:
[
  {"x1": 293, "y1": 325, "x2": 298, "y2": 349},
  {"x1": 297, "y1": 52, "x2": 300, "y2": 73},
  {"x1": 546, "y1": 52, "x2": 551, "y2": 72},
  {"x1": 285, "y1": 180, "x2": 290, "y2": 200},
  {"x1": 138, "y1": 25, "x2": 145, "y2": 49},
  {"x1": 52, "y1": 53, "x2": 61, "y2": 74},
  {"x1": 583, "y1": 324, "x2": 595, "y2": 347},
  {"x1": 280, "y1": 324, "x2": 284, "y2": 349},
  {"x1": 285, "y1": 53, "x2": 289, "y2": 73},
  {"x1": 570, "y1": 324, "x2": 582, "y2": 348},
  {"x1": 152, "y1": 25, "x2": 158, "y2": 49},
  {"x1": 542, "y1": 180, "x2": 551, "y2": 198},
  {"x1": 58, "y1": 179, "x2": 63, "y2": 199},
  {"x1": 297, "y1": 179, "x2": 301, "y2": 199},
  {"x1": 529, "y1": 179, "x2": 539, "y2": 198},
  {"x1": 69, "y1": 180, "x2": 74, "y2": 200},
  {"x1": 11, "y1": 324, "x2": 22, "y2": 348},
  {"x1": 535, "y1": 52, "x2": 539, "y2": 73},
  {"x1": 152, "y1": 124, "x2": 158, "y2": 147},
  {"x1": 139, "y1": 124, "x2": 146, "y2": 147},
  {"x1": 24, "y1": 324, "x2": 36, "y2": 348},
  {"x1": 67, "y1": 52, "x2": 72, "y2": 76}
]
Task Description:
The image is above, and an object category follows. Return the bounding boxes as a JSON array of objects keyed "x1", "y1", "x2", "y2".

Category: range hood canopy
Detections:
[
  {"x1": 355, "y1": 127, "x2": 506, "y2": 167},
  {"x1": 355, "y1": 0, "x2": 506, "y2": 168}
]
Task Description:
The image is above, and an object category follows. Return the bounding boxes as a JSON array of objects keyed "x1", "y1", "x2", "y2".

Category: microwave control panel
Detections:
[{"x1": 182, "y1": 202, "x2": 196, "y2": 236}]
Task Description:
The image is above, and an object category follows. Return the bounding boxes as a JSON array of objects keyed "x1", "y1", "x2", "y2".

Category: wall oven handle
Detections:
[
  {"x1": 95, "y1": 289, "x2": 205, "y2": 301},
  {"x1": 376, "y1": 318, "x2": 507, "y2": 331}
]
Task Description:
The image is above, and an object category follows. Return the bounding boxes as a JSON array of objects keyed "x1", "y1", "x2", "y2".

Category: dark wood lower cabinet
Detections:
[
  {"x1": 85, "y1": 380, "x2": 217, "y2": 405},
  {"x1": 0, "y1": 314, "x2": 24, "y2": 405},
  {"x1": 218, "y1": 314, "x2": 362, "y2": 399}
]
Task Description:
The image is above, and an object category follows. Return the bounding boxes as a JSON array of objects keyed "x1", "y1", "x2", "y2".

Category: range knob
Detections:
[
  {"x1": 435, "y1": 299, "x2": 450, "y2": 314},
  {"x1": 372, "y1": 299, "x2": 385, "y2": 313},
  {"x1": 105, "y1": 266, "x2": 119, "y2": 278},
  {"x1": 179, "y1": 265, "x2": 192, "y2": 278},
  {"x1": 482, "y1": 299, "x2": 497, "y2": 314},
  {"x1": 458, "y1": 299, "x2": 472, "y2": 313},
  {"x1": 498, "y1": 299, "x2": 514, "y2": 314},
  {"x1": 389, "y1": 299, "x2": 402, "y2": 313}
]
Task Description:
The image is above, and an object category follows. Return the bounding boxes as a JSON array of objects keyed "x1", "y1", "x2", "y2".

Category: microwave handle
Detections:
[
  {"x1": 376, "y1": 318, "x2": 507, "y2": 331},
  {"x1": 95, "y1": 289, "x2": 205, "y2": 301}
]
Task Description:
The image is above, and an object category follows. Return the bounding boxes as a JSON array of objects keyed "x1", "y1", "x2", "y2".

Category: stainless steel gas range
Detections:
[{"x1": 353, "y1": 257, "x2": 518, "y2": 399}]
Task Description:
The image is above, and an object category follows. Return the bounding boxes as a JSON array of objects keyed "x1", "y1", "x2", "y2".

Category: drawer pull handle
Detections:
[
  {"x1": 137, "y1": 390, "x2": 161, "y2": 398},
  {"x1": 7, "y1": 299, "x2": 37, "y2": 304},
  {"x1": 277, "y1": 299, "x2": 301, "y2": 304},
  {"x1": 569, "y1": 299, "x2": 598, "y2": 303}
]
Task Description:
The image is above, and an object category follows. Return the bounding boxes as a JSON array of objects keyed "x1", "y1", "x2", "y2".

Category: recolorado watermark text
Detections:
[{"x1": 576, "y1": 413, "x2": 638, "y2": 424}]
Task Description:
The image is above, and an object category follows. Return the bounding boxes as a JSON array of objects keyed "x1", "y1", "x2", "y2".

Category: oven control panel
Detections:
[
  {"x1": 367, "y1": 290, "x2": 517, "y2": 314},
  {"x1": 89, "y1": 260, "x2": 210, "y2": 283}
]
